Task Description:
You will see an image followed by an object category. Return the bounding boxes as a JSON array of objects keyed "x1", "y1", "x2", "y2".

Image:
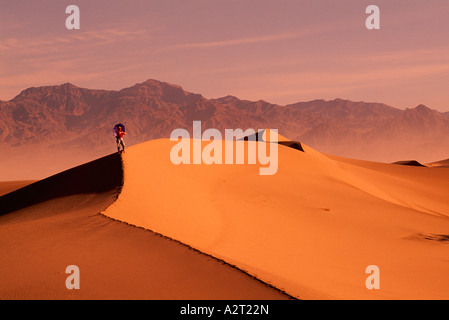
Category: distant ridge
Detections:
[{"x1": 1, "y1": 79, "x2": 449, "y2": 179}]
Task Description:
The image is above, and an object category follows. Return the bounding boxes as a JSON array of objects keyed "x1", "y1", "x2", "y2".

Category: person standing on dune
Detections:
[{"x1": 113, "y1": 123, "x2": 126, "y2": 153}]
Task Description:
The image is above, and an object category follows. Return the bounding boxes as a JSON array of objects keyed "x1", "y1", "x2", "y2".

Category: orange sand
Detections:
[
  {"x1": 0, "y1": 153, "x2": 290, "y2": 299},
  {"x1": 103, "y1": 139, "x2": 449, "y2": 299}
]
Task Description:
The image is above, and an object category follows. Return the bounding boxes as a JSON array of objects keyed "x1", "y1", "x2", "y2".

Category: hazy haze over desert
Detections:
[
  {"x1": 2, "y1": 80, "x2": 449, "y2": 180},
  {"x1": 1, "y1": 0, "x2": 449, "y2": 303}
]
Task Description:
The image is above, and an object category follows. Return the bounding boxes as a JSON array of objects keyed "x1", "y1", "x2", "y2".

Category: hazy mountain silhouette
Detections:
[{"x1": 1, "y1": 79, "x2": 448, "y2": 179}]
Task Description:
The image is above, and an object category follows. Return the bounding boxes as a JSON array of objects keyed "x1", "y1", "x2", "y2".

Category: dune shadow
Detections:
[
  {"x1": 278, "y1": 141, "x2": 304, "y2": 152},
  {"x1": 240, "y1": 130, "x2": 305, "y2": 152},
  {"x1": 0, "y1": 153, "x2": 123, "y2": 216},
  {"x1": 423, "y1": 234, "x2": 449, "y2": 243},
  {"x1": 392, "y1": 160, "x2": 427, "y2": 167},
  {"x1": 407, "y1": 233, "x2": 449, "y2": 244}
]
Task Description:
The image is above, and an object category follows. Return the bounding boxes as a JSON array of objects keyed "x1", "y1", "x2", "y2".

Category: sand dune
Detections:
[
  {"x1": 241, "y1": 128, "x2": 304, "y2": 152},
  {"x1": 2, "y1": 137, "x2": 449, "y2": 299},
  {"x1": 392, "y1": 160, "x2": 426, "y2": 167},
  {"x1": 427, "y1": 158, "x2": 449, "y2": 168},
  {"x1": 0, "y1": 180, "x2": 35, "y2": 197},
  {"x1": 0, "y1": 153, "x2": 291, "y2": 299},
  {"x1": 240, "y1": 128, "x2": 291, "y2": 143},
  {"x1": 103, "y1": 139, "x2": 449, "y2": 300}
]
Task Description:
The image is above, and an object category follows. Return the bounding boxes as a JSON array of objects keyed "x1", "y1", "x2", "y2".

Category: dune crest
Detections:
[
  {"x1": 0, "y1": 152, "x2": 291, "y2": 299},
  {"x1": 427, "y1": 158, "x2": 449, "y2": 168},
  {"x1": 102, "y1": 139, "x2": 449, "y2": 299},
  {"x1": 392, "y1": 160, "x2": 426, "y2": 167}
]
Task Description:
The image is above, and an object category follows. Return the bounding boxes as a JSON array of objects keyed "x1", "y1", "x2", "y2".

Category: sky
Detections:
[{"x1": 1, "y1": 0, "x2": 449, "y2": 111}]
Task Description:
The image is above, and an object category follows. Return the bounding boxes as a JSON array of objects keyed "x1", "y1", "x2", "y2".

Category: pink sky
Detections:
[{"x1": 1, "y1": 0, "x2": 449, "y2": 111}]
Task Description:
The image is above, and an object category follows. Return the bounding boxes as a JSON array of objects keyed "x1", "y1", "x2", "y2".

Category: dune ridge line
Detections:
[
  {"x1": 100, "y1": 151, "x2": 298, "y2": 299},
  {"x1": 102, "y1": 138, "x2": 449, "y2": 299}
]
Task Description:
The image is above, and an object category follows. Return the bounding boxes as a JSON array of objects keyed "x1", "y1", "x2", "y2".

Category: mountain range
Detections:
[{"x1": 1, "y1": 79, "x2": 449, "y2": 179}]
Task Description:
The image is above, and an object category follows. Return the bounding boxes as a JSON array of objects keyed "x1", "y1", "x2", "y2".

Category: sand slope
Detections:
[
  {"x1": 103, "y1": 139, "x2": 449, "y2": 299},
  {"x1": 0, "y1": 181, "x2": 35, "y2": 197},
  {"x1": 427, "y1": 158, "x2": 449, "y2": 168},
  {"x1": 0, "y1": 153, "x2": 290, "y2": 299}
]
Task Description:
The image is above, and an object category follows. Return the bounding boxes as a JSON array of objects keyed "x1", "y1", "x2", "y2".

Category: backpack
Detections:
[{"x1": 113, "y1": 123, "x2": 126, "y2": 137}]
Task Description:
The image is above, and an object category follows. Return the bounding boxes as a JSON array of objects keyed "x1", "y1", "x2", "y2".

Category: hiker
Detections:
[{"x1": 113, "y1": 123, "x2": 126, "y2": 153}]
